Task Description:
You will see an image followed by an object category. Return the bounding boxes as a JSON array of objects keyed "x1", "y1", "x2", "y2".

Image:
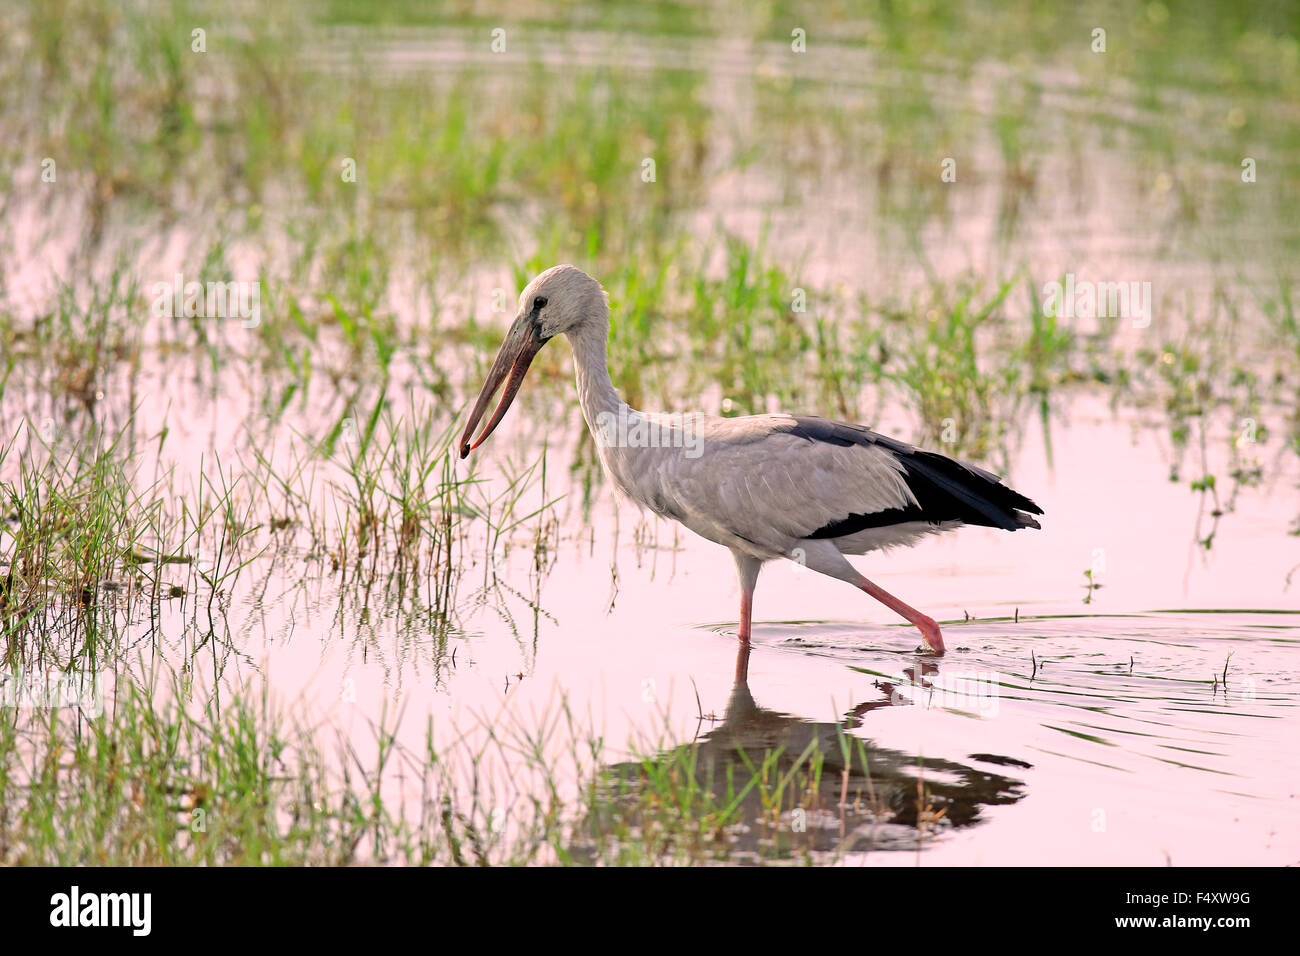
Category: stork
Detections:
[{"x1": 459, "y1": 265, "x2": 1042, "y2": 675}]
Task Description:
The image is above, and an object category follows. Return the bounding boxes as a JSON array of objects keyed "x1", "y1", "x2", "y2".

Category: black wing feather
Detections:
[{"x1": 782, "y1": 416, "x2": 1043, "y2": 537}]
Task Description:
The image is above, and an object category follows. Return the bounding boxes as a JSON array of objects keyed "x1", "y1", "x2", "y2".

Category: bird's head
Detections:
[{"x1": 458, "y1": 264, "x2": 607, "y2": 459}]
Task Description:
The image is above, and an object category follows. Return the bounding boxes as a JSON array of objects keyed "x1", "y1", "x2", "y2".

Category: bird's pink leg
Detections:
[
  {"x1": 735, "y1": 588, "x2": 753, "y2": 684},
  {"x1": 730, "y1": 552, "x2": 762, "y2": 683},
  {"x1": 854, "y1": 575, "x2": 945, "y2": 654}
]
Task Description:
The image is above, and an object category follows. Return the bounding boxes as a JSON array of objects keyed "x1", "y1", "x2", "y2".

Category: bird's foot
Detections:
[
  {"x1": 916, "y1": 616, "x2": 946, "y2": 655},
  {"x1": 851, "y1": 575, "x2": 946, "y2": 657}
]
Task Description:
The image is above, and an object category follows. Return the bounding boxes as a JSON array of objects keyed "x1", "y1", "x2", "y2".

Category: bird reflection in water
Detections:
[{"x1": 578, "y1": 646, "x2": 1030, "y2": 864}]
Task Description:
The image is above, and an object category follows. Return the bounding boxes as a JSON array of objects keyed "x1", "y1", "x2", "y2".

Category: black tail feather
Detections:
[
  {"x1": 785, "y1": 416, "x2": 1044, "y2": 536},
  {"x1": 900, "y1": 449, "x2": 1043, "y2": 531}
]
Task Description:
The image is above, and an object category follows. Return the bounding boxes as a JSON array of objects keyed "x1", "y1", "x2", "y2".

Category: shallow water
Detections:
[
  {"x1": 161, "y1": 388, "x2": 1295, "y2": 864},
  {"x1": 439, "y1": 394, "x2": 1300, "y2": 864}
]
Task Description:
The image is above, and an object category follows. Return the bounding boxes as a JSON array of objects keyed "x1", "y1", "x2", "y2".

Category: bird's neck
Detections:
[{"x1": 566, "y1": 318, "x2": 629, "y2": 433}]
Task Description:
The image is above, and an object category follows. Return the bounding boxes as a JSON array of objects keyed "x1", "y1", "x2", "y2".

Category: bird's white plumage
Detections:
[{"x1": 592, "y1": 410, "x2": 929, "y2": 561}]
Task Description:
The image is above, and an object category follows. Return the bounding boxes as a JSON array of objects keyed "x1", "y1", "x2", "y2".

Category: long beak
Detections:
[{"x1": 458, "y1": 315, "x2": 547, "y2": 458}]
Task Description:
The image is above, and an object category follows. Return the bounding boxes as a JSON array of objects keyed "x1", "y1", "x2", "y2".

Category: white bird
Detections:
[{"x1": 459, "y1": 265, "x2": 1042, "y2": 676}]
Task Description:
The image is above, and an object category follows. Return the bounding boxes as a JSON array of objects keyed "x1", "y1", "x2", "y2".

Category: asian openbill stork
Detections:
[{"x1": 459, "y1": 265, "x2": 1042, "y2": 676}]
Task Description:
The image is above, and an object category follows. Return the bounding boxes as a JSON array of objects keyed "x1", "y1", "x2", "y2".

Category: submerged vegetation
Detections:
[{"x1": 0, "y1": 0, "x2": 1298, "y2": 864}]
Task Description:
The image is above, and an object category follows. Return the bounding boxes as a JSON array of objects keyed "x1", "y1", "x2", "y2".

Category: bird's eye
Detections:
[{"x1": 533, "y1": 297, "x2": 548, "y2": 310}]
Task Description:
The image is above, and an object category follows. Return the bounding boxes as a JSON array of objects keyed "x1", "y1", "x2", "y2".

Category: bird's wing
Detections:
[{"x1": 642, "y1": 413, "x2": 1041, "y2": 554}]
